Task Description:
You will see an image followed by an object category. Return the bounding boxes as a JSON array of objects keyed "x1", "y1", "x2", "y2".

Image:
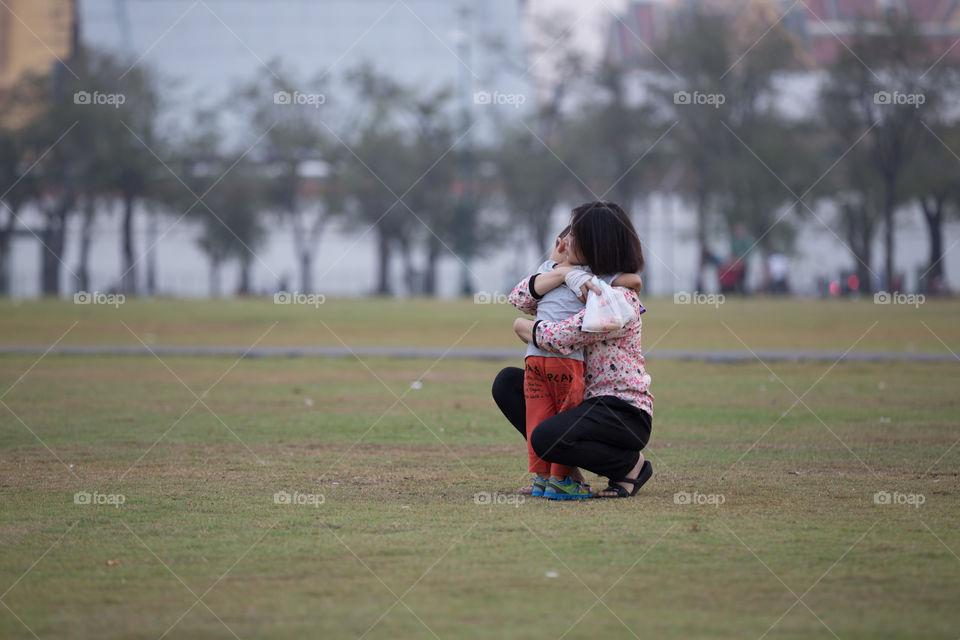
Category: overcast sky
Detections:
[{"x1": 527, "y1": 0, "x2": 630, "y2": 60}]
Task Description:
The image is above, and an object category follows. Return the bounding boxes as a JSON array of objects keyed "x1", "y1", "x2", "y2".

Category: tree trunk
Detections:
[
  {"x1": 855, "y1": 236, "x2": 873, "y2": 295},
  {"x1": 76, "y1": 196, "x2": 95, "y2": 293},
  {"x1": 0, "y1": 205, "x2": 16, "y2": 296},
  {"x1": 695, "y1": 190, "x2": 710, "y2": 292},
  {"x1": 845, "y1": 206, "x2": 875, "y2": 295},
  {"x1": 298, "y1": 249, "x2": 312, "y2": 294},
  {"x1": 423, "y1": 236, "x2": 441, "y2": 296},
  {"x1": 209, "y1": 257, "x2": 221, "y2": 298},
  {"x1": 293, "y1": 208, "x2": 325, "y2": 293},
  {"x1": 145, "y1": 209, "x2": 157, "y2": 296},
  {"x1": 374, "y1": 227, "x2": 391, "y2": 296},
  {"x1": 237, "y1": 258, "x2": 251, "y2": 296},
  {"x1": 397, "y1": 234, "x2": 417, "y2": 296},
  {"x1": 121, "y1": 191, "x2": 136, "y2": 295},
  {"x1": 920, "y1": 196, "x2": 944, "y2": 288},
  {"x1": 41, "y1": 200, "x2": 71, "y2": 297},
  {"x1": 882, "y1": 185, "x2": 896, "y2": 291}
]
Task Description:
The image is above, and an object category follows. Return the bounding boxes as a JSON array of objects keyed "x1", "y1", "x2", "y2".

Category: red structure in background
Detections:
[{"x1": 606, "y1": 0, "x2": 960, "y2": 68}]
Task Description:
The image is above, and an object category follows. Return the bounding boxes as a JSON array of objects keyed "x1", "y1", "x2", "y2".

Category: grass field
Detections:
[
  {"x1": 2, "y1": 296, "x2": 959, "y2": 353},
  {"x1": 1, "y1": 298, "x2": 958, "y2": 639}
]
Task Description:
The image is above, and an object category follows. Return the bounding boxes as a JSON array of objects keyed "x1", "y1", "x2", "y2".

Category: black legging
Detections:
[{"x1": 491, "y1": 366, "x2": 652, "y2": 480}]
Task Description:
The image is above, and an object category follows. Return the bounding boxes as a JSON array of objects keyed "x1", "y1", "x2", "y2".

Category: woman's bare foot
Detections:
[{"x1": 596, "y1": 453, "x2": 644, "y2": 498}]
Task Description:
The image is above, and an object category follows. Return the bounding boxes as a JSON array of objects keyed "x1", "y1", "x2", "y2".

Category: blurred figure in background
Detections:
[
  {"x1": 767, "y1": 252, "x2": 789, "y2": 296},
  {"x1": 729, "y1": 223, "x2": 754, "y2": 295}
]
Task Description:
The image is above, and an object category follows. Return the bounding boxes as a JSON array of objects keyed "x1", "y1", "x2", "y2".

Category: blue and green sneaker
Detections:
[
  {"x1": 531, "y1": 475, "x2": 549, "y2": 498},
  {"x1": 543, "y1": 476, "x2": 592, "y2": 500}
]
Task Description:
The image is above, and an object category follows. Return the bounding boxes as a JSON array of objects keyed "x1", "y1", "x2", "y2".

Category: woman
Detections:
[{"x1": 492, "y1": 201, "x2": 654, "y2": 498}]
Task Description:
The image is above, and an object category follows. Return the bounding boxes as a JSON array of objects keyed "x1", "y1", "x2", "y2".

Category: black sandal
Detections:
[{"x1": 597, "y1": 460, "x2": 652, "y2": 498}]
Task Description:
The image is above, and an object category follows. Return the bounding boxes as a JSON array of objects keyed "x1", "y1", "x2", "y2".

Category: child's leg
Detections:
[
  {"x1": 523, "y1": 357, "x2": 553, "y2": 476},
  {"x1": 544, "y1": 358, "x2": 586, "y2": 479}
]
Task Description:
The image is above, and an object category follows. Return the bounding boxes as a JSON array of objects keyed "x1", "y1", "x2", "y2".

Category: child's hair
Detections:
[
  {"x1": 555, "y1": 225, "x2": 571, "y2": 247},
  {"x1": 570, "y1": 201, "x2": 644, "y2": 275}
]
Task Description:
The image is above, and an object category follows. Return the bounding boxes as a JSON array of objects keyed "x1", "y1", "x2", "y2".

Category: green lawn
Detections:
[
  {"x1": 0, "y1": 299, "x2": 958, "y2": 639},
  {"x1": 2, "y1": 295, "x2": 959, "y2": 353}
]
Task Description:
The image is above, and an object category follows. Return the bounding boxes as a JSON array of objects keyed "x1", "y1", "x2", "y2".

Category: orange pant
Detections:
[{"x1": 523, "y1": 356, "x2": 585, "y2": 476}]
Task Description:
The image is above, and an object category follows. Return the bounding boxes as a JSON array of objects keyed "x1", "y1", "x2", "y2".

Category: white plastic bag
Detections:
[{"x1": 582, "y1": 277, "x2": 636, "y2": 332}]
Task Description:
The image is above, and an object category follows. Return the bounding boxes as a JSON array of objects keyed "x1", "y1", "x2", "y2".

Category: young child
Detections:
[{"x1": 511, "y1": 227, "x2": 642, "y2": 500}]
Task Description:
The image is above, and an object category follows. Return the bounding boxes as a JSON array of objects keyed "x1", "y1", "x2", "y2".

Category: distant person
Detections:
[
  {"x1": 718, "y1": 258, "x2": 743, "y2": 295},
  {"x1": 730, "y1": 222, "x2": 754, "y2": 294},
  {"x1": 767, "y1": 253, "x2": 789, "y2": 295}
]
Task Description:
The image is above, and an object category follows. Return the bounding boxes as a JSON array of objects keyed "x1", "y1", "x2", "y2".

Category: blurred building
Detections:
[
  {"x1": 607, "y1": 0, "x2": 960, "y2": 67},
  {"x1": 3, "y1": 0, "x2": 533, "y2": 298},
  {"x1": 78, "y1": 0, "x2": 529, "y2": 122},
  {"x1": 0, "y1": 0, "x2": 76, "y2": 90}
]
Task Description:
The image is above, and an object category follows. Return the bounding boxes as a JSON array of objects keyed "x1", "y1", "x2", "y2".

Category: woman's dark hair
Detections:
[
  {"x1": 555, "y1": 225, "x2": 571, "y2": 246},
  {"x1": 570, "y1": 201, "x2": 644, "y2": 275}
]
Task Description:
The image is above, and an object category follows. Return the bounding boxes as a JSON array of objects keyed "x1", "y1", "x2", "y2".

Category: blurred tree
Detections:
[
  {"x1": 192, "y1": 161, "x2": 266, "y2": 297},
  {"x1": 482, "y1": 9, "x2": 587, "y2": 266},
  {"x1": 654, "y1": 5, "x2": 804, "y2": 289},
  {"x1": 820, "y1": 13, "x2": 945, "y2": 290},
  {"x1": 0, "y1": 124, "x2": 38, "y2": 295},
  {"x1": 170, "y1": 111, "x2": 266, "y2": 297},
  {"x1": 6, "y1": 48, "x2": 163, "y2": 296},
  {"x1": 401, "y1": 87, "x2": 460, "y2": 296},
  {"x1": 342, "y1": 65, "x2": 418, "y2": 296},
  {"x1": 818, "y1": 146, "x2": 884, "y2": 294},
  {"x1": 236, "y1": 64, "x2": 340, "y2": 294},
  {"x1": 14, "y1": 70, "x2": 83, "y2": 297},
  {"x1": 901, "y1": 120, "x2": 960, "y2": 294},
  {"x1": 563, "y1": 61, "x2": 666, "y2": 211},
  {"x1": 490, "y1": 124, "x2": 569, "y2": 261}
]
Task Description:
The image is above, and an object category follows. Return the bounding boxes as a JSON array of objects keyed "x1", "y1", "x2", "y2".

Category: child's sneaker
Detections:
[
  {"x1": 531, "y1": 475, "x2": 548, "y2": 498},
  {"x1": 543, "y1": 476, "x2": 592, "y2": 500}
]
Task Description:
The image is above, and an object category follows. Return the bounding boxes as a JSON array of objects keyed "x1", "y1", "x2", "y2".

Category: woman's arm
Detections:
[
  {"x1": 507, "y1": 276, "x2": 541, "y2": 316},
  {"x1": 534, "y1": 289, "x2": 641, "y2": 355}
]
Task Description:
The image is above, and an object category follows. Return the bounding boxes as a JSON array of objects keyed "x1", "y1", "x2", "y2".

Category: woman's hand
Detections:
[
  {"x1": 513, "y1": 317, "x2": 535, "y2": 344},
  {"x1": 611, "y1": 272, "x2": 643, "y2": 294}
]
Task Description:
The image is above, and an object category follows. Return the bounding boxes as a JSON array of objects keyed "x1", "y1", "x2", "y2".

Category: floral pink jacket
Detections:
[{"x1": 509, "y1": 276, "x2": 653, "y2": 416}]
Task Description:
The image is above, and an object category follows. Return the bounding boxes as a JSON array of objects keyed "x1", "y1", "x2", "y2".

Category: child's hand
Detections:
[
  {"x1": 513, "y1": 317, "x2": 534, "y2": 344},
  {"x1": 611, "y1": 273, "x2": 643, "y2": 294}
]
